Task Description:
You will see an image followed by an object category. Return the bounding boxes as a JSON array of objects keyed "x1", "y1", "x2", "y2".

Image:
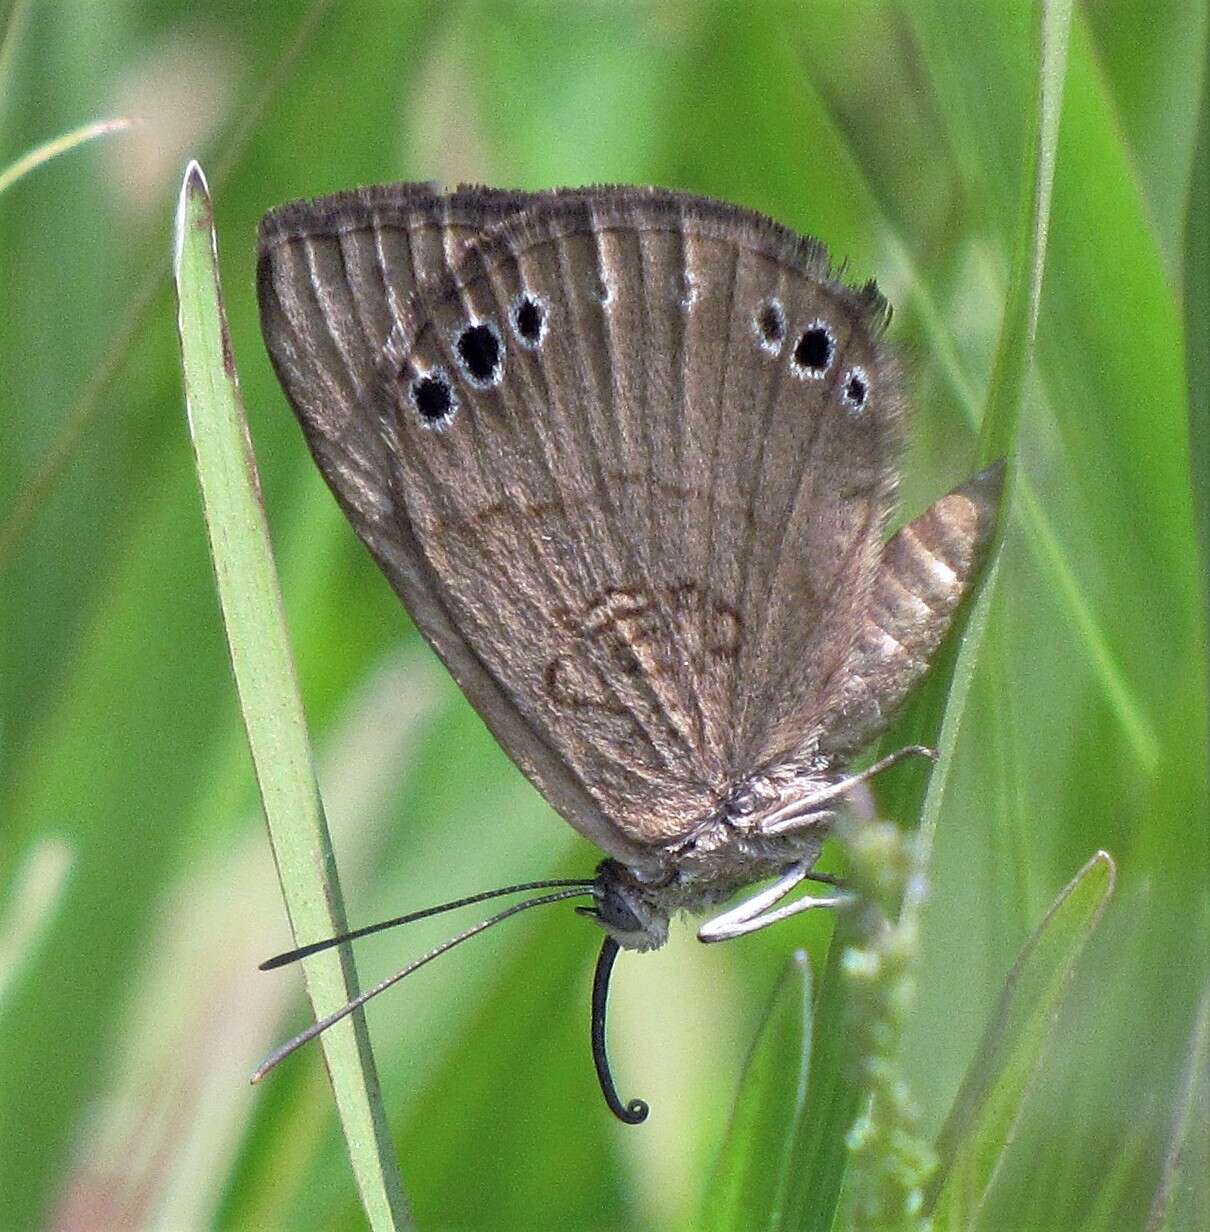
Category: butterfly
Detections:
[{"x1": 255, "y1": 184, "x2": 1001, "y2": 1120}]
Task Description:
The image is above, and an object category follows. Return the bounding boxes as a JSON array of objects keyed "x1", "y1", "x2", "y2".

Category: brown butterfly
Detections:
[{"x1": 255, "y1": 184, "x2": 1001, "y2": 1121}]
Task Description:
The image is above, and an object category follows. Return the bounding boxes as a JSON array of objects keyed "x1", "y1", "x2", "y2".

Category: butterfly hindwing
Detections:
[{"x1": 817, "y1": 462, "x2": 1004, "y2": 759}]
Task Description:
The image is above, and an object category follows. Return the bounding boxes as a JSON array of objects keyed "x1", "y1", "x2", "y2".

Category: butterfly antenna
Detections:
[
  {"x1": 590, "y1": 936, "x2": 649, "y2": 1124},
  {"x1": 251, "y1": 886, "x2": 595, "y2": 1083},
  {"x1": 258, "y1": 877, "x2": 597, "y2": 970}
]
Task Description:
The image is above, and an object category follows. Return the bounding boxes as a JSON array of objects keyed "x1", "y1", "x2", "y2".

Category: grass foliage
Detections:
[
  {"x1": 173, "y1": 162, "x2": 410, "y2": 1230},
  {"x1": 0, "y1": 2, "x2": 1206, "y2": 1229}
]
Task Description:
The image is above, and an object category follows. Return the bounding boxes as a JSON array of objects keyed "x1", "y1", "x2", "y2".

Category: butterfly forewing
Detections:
[
  {"x1": 259, "y1": 186, "x2": 664, "y2": 870},
  {"x1": 258, "y1": 186, "x2": 902, "y2": 852}
]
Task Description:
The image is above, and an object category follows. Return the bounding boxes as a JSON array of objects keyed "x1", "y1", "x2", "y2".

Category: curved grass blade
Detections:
[
  {"x1": 172, "y1": 161, "x2": 411, "y2": 1232},
  {"x1": 0, "y1": 0, "x2": 339, "y2": 577},
  {"x1": 702, "y1": 951, "x2": 814, "y2": 1232},
  {"x1": 0, "y1": 118, "x2": 131, "y2": 197},
  {"x1": 926, "y1": 851, "x2": 1116, "y2": 1223}
]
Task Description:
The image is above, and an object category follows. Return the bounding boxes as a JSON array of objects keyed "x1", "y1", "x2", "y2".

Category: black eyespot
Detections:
[
  {"x1": 843, "y1": 367, "x2": 869, "y2": 410},
  {"x1": 412, "y1": 373, "x2": 455, "y2": 426},
  {"x1": 513, "y1": 295, "x2": 545, "y2": 347},
  {"x1": 755, "y1": 300, "x2": 785, "y2": 352},
  {"x1": 792, "y1": 323, "x2": 834, "y2": 377},
  {"x1": 456, "y1": 322, "x2": 503, "y2": 386}
]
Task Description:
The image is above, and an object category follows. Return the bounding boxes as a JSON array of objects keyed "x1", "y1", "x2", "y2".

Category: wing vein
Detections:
[{"x1": 703, "y1": 242, "x2": 742, "y2": 769}]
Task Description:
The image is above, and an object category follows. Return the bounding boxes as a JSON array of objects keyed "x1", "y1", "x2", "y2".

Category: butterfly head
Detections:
[{"x1": 579, "y1": 859, "x2": 671, "y2": 953}]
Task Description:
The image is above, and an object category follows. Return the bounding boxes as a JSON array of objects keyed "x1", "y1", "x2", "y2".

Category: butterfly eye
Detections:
[
  {"x1": 754, "y1": 300, "x2": 785, "y2": 354},
  {"x1": 842, "y1": 367, "x2": 870, "y2": 411},
  {"x1": 455, "y1": 321, "x2": 504, "y2": 387},
  {"x1": 411, "y1": 371, "x2": 457, "y2": 428},
  {"x1": 791, "y1": 321, "x2": 834, "y2": 379},
  {"x1": 512, "y1": 295, "x2": 547, "y2": 348}
]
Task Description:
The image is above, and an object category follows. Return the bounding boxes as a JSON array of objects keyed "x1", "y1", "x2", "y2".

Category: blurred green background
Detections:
[{"x1": 1, "y1": 1, "x2": 1206, "y2": 1229}]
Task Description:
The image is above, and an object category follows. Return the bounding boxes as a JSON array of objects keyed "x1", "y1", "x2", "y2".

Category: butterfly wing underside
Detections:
[
  {"x1": 257, "y1": 186, "x2": 902, "y2": 856},
  {"x1": 817, "y1": 461, "x2": 1003, "y2": 759}
]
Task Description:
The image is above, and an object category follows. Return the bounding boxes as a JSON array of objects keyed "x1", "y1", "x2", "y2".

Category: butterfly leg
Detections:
[
  {"x1": 697, "y1": 863, "x2": 850, "y2": 943},
  {"x1": 803, "y1": 870, "x2": 847, "y2": 890},
  {"x1": 759, "y1": 744, "x2": 937, "y2": 836}
]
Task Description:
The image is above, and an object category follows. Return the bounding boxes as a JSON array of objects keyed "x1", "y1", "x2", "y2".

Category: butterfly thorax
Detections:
[{"x1": 591, "y1": 761, "x2": 836, "y2": 952}]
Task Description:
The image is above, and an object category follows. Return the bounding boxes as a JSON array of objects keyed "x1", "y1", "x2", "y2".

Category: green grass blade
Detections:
[
  {"x1": 1145, "y1": 911, "x2": 1210, "y2": 1232},
  {"x1": 0, "y1": 117, "x2": 131, "y2": 197},
  {"x1": 1079, "y1": 1105, "x2": 1161, "y2": 1232},
  {"x1": 803, "y1": 2, "x2": 1157, "y2": 768},
  {"x1": 852, "y1": 0, "x2": 1072, "y2": 845},
  {"x1": 927, "y1": 851, "x2": 1116, "y2": 1224},
  {"x1": 771, "y1": 937, "x2": 862, "y2": 1231},
  {"x1": 903, "y1": 0, "x2": 1071, "y2": 906},
  {"x1": 0, "y1": 2, "x2": 336, "y2": 579},
  {"x1": 816, "y1": 0, "x2": 1071, "y2": 1219},
  {"x1": 878, "y1": 232, "x2": 1159, "y2": 770},
  {"x1": 1186, "y1": 18, "x2": 1210, "y2": 772},
  {"x1": 171, "y1": 160, "x2": 411, "y2": 1232},
  {"x1": 748, "y1": 5, "x2": 1072, "y2": 1220},
  {"x1": 702, "y1": 951, "x2": 814, "y2": 1232},
  {"x1": 976, "y1": 0, "x2": 1071, "y2": 469}
]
